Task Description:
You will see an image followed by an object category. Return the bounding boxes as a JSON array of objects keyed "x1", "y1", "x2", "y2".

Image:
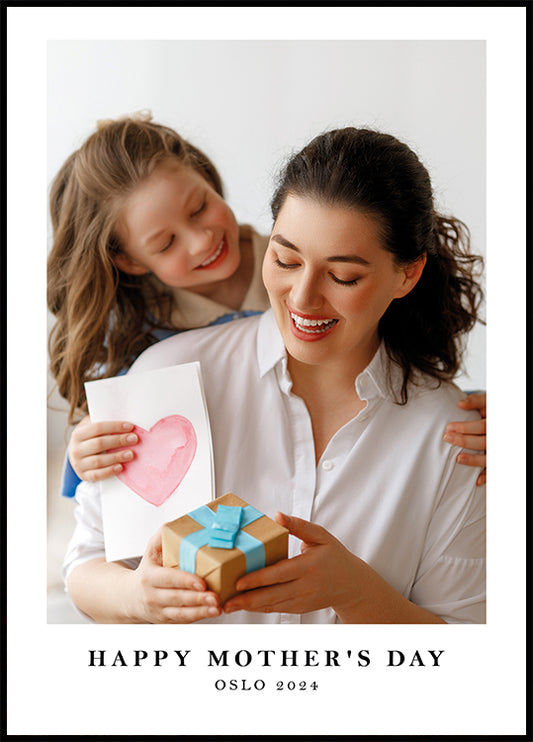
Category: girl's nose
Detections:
[
  {"x1": 187, "y1": 227, "x2": 213, "y2": 255},
  {"x1": 291, "y1": 270, "x2": 323, "y2": 310}
]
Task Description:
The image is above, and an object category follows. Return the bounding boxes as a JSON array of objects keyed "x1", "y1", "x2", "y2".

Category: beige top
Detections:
[{"x1": 145, "y1": 226, "x2": 270, "y2": 330}]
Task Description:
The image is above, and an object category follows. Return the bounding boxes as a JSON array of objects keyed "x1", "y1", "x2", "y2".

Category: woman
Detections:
[{"x1": 63, "y1": 127, "x2": 485, "y2": 624}]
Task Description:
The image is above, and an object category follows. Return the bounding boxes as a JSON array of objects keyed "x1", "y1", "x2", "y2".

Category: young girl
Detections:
[
  {"x1": 47, "y1": 113, "x2": 486, "y2": 492},
  {"x1": 63, "y1": 126, "x2": 485, "y2": 624},
  {"x1": 47, "y1": 113, "x2": 270, "y2": 495}
]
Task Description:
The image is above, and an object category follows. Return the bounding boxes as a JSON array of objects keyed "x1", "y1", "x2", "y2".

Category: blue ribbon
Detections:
[{"x1": 180, "y1": 504, "x2": 266, "y2": 574}]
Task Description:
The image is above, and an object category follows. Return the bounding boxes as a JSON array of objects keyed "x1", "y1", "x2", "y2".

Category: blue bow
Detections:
[{"x1": 179, "y1": 504, "x2": 266, "y2": 574}]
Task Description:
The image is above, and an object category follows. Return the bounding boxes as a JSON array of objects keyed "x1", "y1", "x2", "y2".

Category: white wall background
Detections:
[{"x1": 47, "y1": 39, "x2": 486, "y2": 445}]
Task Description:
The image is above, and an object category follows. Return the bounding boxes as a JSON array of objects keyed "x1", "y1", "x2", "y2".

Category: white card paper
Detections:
[{"x1": 84, "y1": 362, "x2": 214, "y2": 562}]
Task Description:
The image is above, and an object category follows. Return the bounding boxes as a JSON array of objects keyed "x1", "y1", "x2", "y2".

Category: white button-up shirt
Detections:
[{"x1": 63, "y1": 310, "x2": 485, "y2": 624}]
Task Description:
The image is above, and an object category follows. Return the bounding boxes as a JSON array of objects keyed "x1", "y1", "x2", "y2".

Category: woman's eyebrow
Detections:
[{"x1": 271, "y1": 232, "x2": 370, "y2": 265}]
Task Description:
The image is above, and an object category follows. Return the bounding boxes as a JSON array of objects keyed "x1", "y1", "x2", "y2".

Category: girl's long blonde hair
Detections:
[{"x1": 47, "y1": 113, "x2": 225, "y2": 424}]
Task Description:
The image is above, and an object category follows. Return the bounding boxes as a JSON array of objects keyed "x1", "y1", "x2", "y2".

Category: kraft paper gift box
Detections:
[{"x1": 162, "y1": 492, "x2": 289, "y2": 604}]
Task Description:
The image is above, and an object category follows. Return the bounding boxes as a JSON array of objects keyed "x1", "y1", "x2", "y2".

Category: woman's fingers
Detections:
[
  {"x1": 225, "y1": 580, "x2": 299, "y2": 614},
  {"x1": 235, "y1": 554, "x2": 304, "y2": 592},
  {"x1": 275, "y1": 511, "x2": 331, "y2": 544},
  {"x1": 233, "y1": 514, "x2": 332, "y2": 593}
]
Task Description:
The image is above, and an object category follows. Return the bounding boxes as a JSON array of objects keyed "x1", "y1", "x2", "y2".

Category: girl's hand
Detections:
[
  {"x1": 69, "y1": 415, "x2": 139, "y2": 482},
  {"x1": 444, "y1": 393, "x2": 487, "y2": 486},
  {"x1": 126, "y1": 530, "x2": 222, "y2": 624},
  {"x1": 223, "y1": 513, "x2": 363, "y2": 620}
]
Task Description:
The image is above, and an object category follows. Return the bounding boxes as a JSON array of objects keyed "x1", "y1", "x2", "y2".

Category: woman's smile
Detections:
[{"x1": 289, "y1": 308, "x2": 339, "y2": 340}]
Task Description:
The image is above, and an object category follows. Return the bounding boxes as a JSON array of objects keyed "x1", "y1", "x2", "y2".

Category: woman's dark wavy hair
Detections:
[
  {"x1": 48, "y1": 113, "x2": 225, "y2": 424},
  {"x1": 271, "y1": 127, "x2": 484, "y2": 403}
]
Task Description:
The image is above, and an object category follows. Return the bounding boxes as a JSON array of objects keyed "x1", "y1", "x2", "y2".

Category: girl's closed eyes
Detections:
[
  {"x1": 159, "y1": 194, "x2": 208, "y2": 253},
  {"x1": 191, "y1": 197, "x2": 207, "y2": 217},
  {"x1": 160, "y1": 235, "x2": 175, "y2": 253}
]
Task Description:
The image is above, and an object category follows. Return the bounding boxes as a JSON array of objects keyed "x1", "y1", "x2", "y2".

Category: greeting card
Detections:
[{"x1": 84, "y1": 362, "x2": 214, "y2": 562}]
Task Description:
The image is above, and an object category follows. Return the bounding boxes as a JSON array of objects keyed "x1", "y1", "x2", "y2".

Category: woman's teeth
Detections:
[
  {"x1": 199, "y1": 240, "x2": 224, "y2": 267},
  {"x1": 290, "y1": 313, "x2": 338, "y2": 333}
]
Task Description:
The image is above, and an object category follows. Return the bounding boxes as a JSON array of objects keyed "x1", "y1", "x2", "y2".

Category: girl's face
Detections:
[
  {"x1": 114, "y1": 160, "x2": 240, "y2": 292},
  {"x1": 262, "y1": 195, "x2": 425, "y2": 373}
]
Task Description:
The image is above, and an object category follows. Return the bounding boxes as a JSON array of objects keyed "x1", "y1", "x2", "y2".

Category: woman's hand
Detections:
[
  {"x1": 69, "y1": 415, "x2": 139, "y2": 482},
  {"x1": 126, "y1": 530, "x2": 222, "y2": 624},
  {"x1": 444, "y1": 393, "x2": 487, "y2": 486},
  {"x1": 223, "y1": 514, "x2": 443, "y2": 623},
  {"x1": 223, "y1": 513, "x2": 361, "y2": 619}
]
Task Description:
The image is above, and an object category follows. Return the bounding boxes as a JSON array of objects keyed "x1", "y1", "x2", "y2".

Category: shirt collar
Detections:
[
  {"x1": 355, "y1": 343, "x2": 393, "y2": 401},
  {"x1": 256, "y1": 309, "x2": 405, "y2": 403}
]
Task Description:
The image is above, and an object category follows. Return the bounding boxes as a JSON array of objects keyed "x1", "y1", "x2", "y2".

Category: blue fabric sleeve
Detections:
[{"x1": 60, "y1": 452, "x2": 82, "y2": 499}]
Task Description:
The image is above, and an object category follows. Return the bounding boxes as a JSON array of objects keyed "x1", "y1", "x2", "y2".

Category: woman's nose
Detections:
[{"x1": 291, "y1": 270, "x2": 323, "y2": 310}]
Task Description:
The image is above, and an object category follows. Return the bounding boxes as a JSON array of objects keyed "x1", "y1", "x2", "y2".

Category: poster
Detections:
[{"x1": 5, "y1": 3, "x2": 528, "y2": 738}]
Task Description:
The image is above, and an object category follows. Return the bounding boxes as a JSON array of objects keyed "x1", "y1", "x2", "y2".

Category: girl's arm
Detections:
[
  {"x1": 444, "y1": 393, "x2": 486, "y2": 486},
  {"x1": 69, "y1": 415, "x2": 140, "y2": 481},
  {"x1": 223, "y1": 514, "x2": 445, "y2": 624},
  {"x1": 66, "y1": 529, "x2": 222, "y2": 623}
]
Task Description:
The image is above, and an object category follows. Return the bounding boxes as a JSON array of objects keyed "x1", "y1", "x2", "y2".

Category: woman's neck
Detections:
[{"x1": 287, "y1": 345, "x2": 377, "y2": 463}]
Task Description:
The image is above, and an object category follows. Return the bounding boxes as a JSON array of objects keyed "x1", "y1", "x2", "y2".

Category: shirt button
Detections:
[{"x1": 322, "y1": 460, "x2": 334, "y2": 471}]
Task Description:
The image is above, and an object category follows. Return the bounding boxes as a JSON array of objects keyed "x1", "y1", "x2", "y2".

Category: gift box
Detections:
[{"x1": 161, "y1": 493, "x2": 289, "y2": 604}]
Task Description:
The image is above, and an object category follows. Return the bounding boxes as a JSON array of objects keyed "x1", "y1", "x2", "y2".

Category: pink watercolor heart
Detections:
[{"x1": 116, "y1": 415, "x2": 197, "y2": 507}]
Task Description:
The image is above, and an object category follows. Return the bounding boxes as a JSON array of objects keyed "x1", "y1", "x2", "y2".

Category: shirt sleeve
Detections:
[
  {"x1": 61, "y1": 480, "x2": 106, "y2": 584},
  {"x1": 61, "y1": 481, "x2": 141, "y2": 585},
  {"x1": 409, "y1": 456, "x2": 486, "y2": 624}
]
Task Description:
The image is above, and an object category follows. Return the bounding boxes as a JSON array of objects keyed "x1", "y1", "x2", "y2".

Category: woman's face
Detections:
[
  {"x1": 262, "y1": 195, "x2": 424, "y2": 372},
  {"x1": 114, "y1": 160, "x2": 240, "y2": 292}
]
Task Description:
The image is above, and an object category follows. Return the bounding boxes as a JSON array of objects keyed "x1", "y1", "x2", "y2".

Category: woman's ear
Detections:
[
  {"x1": 394, "y1": 254, "x2": 427, "y2": 299},
  {"x1": 113, "y1": 252, "x2": 149, "y2": 276}
]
